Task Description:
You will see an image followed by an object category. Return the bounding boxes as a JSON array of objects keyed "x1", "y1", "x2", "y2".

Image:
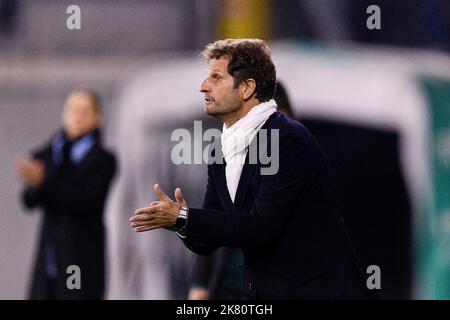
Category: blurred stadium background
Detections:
[{"x1": 0, "y1": 0, "x2": 449, "y2": 300}]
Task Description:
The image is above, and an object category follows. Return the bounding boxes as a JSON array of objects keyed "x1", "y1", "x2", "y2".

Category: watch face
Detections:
[{"x1": 175, "y1": 217, "x2": 186, "y2": 229}]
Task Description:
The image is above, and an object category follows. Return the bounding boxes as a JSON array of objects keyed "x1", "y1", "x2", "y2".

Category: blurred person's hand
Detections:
[
  {"x1": 188, "y1": 287, "x2": 210, "y2": 300},
  {"x1": 15, "y1": 158, "x2": 44, "y2": 187},
  {"x1": 130, "y1": 184, "x2": 188, "y2": 232}
]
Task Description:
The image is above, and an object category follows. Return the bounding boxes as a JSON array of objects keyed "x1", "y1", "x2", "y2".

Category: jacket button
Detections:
[{"x1": 248, "y1": 282, "x2": 255, "y2": 291}]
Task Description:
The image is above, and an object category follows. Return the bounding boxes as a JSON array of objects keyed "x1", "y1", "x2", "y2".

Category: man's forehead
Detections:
[
  {"x1": 66, "y1": 93, "x2": 90, "y2": 106},
  {"x1": 208, "y1": 57, "x2": 229, "y2": 72}
]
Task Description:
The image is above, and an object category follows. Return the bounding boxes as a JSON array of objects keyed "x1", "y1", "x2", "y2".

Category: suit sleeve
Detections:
[
  {"x1": 22, "y1": 187, "x2": 43, "y2": 209},
  {"x1": 185, "y1": 132, "x2": 327, "y2": 249},
  {"x1": 21, "y1": 151, "x2": 47, "y2": 211},
  {"x1": 182, "y1": 165, "x2": 221, "y2": 255}
]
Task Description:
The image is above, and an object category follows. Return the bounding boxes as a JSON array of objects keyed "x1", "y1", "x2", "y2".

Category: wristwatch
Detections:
[{"x1": 175, "y1": 206, "x2": 189, "y2": 239}]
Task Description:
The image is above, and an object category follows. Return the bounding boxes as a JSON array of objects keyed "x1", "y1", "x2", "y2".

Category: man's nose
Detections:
[{"x1": 198, "y1": 79, "x2": 209, "y2": 93}]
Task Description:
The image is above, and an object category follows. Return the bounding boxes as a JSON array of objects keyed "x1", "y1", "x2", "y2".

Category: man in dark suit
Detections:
[
  {"x1": 130, "y1": 39, "x2": 372, "y2": 299},
  {"x1": 16, "y1": 89, "x2": 116, "y2": 299},
  {"x1": 186, "y1": 81, "x2": 294, "y2": 300}
]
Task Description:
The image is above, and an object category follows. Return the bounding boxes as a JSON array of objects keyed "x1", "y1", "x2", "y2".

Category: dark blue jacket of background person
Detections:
[
  {"x1": 22, "y1": 129, "x2": 116, "y2": 299},
  {"x1": 183, "y1": 112, "x2": 373, "y2": 299}
]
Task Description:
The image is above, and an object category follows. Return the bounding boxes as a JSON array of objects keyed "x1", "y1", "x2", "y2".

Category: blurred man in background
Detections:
[{"x1": 16, "y1": 89, "x2": 116, "y2": 300}]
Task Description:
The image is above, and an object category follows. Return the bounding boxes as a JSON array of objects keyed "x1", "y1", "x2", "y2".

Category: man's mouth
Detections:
[{"x1": 204, "y1": 97, "x2": 214, "y2": 104}]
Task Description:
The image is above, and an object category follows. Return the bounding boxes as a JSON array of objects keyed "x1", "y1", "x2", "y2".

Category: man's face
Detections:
[
  {"x1": 199, "y1": 57, "x2": 242, "y2": 118},
  {"x1": 62, "y1": 92, "x2": 101, "y2": 140}
]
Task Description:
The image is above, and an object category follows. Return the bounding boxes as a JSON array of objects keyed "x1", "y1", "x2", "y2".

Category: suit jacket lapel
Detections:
[
  {"x1": 233, "y1": 153, "x2": 257, "y2": 211},
  {"x1": 75, "y1": 143, "x2": 98, "y2": 171},
  {"x1": 209, "y1": 137, "x2": 234, "y2": 210},
  {"x1": 233, "y1": 112, "x2": 277, "y2": 211},
  {"x1": 210, "y1": 112, "x2": 278, "y2": 212},
  {"x1": 213, "y1": 162, "x2": 234, "y2": 210}
]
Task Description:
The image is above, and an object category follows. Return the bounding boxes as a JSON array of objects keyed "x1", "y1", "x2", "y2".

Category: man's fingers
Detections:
[
  {"x1": 130, "y1": 213, "x2": 156, "y2": 227},
  {"x1": 130, "y1": 220, "x2": 150, "y2": 227},
  {"x1": 130, "y1": 205, "x2": 170, "y2": 221},
  {"x1": 154, "y1": 184, "x2": 172, "y2": 202},
  {"x1": 130, "y1": 191, "x2": 177, "y2": 233},
  {"x1": 175, "y1": 187, "x2": 187, "y2": 207},
  {"x1": 16, "y1": 158, "x2": 30, "y2": 165},
  {"x1": 16, "y1": 159, "x2": 30, "y2": 171},
  {"x1": 134, "y1": 201, "x2": 171, "y2": 215},
  {"x1": 133, "y1": 205, "x2": 159, "y2": 216},
  {"x1": 130, "y1": 213, "x2": 152, "y2": 222},
  {"x1": 132, "y1": 215, "x2": 174, "y2": 230},
  {"x1": 131, "y1": 215, "x2": 169, "y2": 227},
  {"x1": 135, "y1": 225, "x2": 155, "y2": 232},
  {"x1": 149, "y1": 201, "x2": 160, "y2": 207}
]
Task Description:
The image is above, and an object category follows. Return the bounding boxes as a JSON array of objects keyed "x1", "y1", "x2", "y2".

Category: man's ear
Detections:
[{"x1": 240, "y1": 79, "x2": 257, "y2": 101}]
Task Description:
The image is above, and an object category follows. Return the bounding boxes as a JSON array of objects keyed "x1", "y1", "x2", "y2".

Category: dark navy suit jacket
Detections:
[
  {"x1": 183, "y1": 112, "x2": 372, "y2": 299},
  {"x1": 22, "y1": 131, "x2": 116, "y2": 299}
]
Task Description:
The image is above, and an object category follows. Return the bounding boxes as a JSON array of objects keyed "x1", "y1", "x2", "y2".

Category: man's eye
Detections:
[{"x1": 213, "y1": 75, "x2": 222, "y2": 81}]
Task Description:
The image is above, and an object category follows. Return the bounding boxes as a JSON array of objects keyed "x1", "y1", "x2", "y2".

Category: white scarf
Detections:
[{"x1": 221, "y1": 99, "x2": 277, "y2": 202}]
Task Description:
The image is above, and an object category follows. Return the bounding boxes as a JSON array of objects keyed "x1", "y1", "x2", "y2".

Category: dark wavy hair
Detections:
[{"x1": 201, "y1": 39, "x2": 276, "y2": 102}]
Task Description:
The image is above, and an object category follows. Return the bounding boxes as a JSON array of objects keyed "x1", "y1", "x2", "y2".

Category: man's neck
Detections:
[{"x1": 223, "y1": 99, "x2": 260, "y2": 129}]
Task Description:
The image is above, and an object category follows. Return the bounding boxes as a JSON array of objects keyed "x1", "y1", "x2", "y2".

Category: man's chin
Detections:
[{"x1": 204, "y1": 105, "x2": 219, "y2": 116}]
